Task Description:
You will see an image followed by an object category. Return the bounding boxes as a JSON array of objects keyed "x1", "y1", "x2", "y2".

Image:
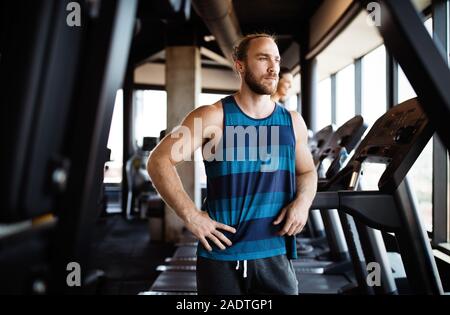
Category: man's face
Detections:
[
  {"x1": 277, "y1": 73, "x2": 294, "y2": 101},
  {"x1": 238, "y1": 37, "x2": 281, "y2": 95}
]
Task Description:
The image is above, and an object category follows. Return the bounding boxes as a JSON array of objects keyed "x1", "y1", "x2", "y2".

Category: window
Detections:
[
  {"x1": 336, "y1": 64, "x2": 355, "y2": 126},
  {"x1": 407, "y1": 140, "x2": 433, "y2": 231},
  {"x1": 134, "y1": 90, "x2": 167, "y2": 147},
  {"x1": 200, "y1": 93, "x2": 228, "y2": 107},
  {"x1": 424, "y1": 17, "x2": 433, "y2": 36},
  {"x1": 316, "y1": 77, "x2": 332, "y2": 130},
  {"x1": 398, "y1": 66, "x2": 416, "y2": 103},
  {"x1": 104, "y1": 90, "x2": 124, "y2": 184},
  {"x1": 360, "y1": 45, "x2": 388, "y2": 190},
  {"x1": 285, "y1": 94, "x2": 298, "y2": 111},
  {"x1": 362, "y1": 45, "x2": 387, "y2": 126},
  {"x1": 397, "y1": 17, "x2": 432, "y2": 104}
]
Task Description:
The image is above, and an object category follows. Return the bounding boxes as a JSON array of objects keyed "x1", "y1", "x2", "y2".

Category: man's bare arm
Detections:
[
  {"x1": 274, "y1": 111, "x2": 318, "y2": 236},
  {"x1": 147, "y1": 104, "x2": 236, "y2": 251}
]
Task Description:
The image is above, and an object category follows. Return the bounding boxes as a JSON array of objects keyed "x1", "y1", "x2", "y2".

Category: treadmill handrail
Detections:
[{"x1": 312, "y1": 191, "x2": 401, "y2": 232}]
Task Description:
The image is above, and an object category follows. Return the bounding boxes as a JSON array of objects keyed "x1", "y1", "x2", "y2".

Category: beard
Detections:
[{"x1": 244, "y1": 68, "x2": 278, "y2": 95}]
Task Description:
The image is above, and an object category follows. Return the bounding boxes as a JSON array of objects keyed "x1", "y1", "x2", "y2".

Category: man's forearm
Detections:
[
  {"x1": 293, "y1": 170, "x2": 318, "y2": 209},
  {"x1": 147, "y1": 156, "x2": 197, "y2": 222}
]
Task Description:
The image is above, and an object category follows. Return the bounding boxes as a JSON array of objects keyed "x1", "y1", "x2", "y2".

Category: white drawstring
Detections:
[
  {"x1": 243, "y1": 260, "x2": 247, "y2": 278},
  {"x1": 235, "y1": 260, "x2": 248, "y2": 278}
]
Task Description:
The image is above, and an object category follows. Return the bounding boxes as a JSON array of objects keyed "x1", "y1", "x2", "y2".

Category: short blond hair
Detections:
[{"x1": 232, "y1": 33, "x2": 277, "y2": 62}]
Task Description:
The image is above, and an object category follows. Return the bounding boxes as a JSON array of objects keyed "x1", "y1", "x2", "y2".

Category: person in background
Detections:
[{"x1": 271, "y1": 66, "x2": 294, "y2": 106}]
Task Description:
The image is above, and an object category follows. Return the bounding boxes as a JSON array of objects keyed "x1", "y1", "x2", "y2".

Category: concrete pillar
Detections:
[
  {"x1": 300, "y1": 56, "x2": 318, "y2": 132},
  {"x1": 165, "y1": 45, "x2": 201, "y2": 242}
]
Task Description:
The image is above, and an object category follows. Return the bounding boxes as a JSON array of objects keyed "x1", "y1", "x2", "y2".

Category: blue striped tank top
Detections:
[{"x1": 197, "y1": 95, "x2": 298, "y2": 261}]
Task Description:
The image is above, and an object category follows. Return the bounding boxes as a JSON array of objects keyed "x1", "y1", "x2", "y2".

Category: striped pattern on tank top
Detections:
[{"x1": 197, "y1": 95, "x2": 298, "y2": 261}]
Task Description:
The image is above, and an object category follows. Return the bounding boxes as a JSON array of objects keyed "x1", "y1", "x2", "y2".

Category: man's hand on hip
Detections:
[{"x1": 184, "y1": 211, "x2": 237, "y2": 251}]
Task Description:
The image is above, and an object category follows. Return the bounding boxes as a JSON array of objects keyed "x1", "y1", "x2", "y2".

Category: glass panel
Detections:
[
  {"x1": 200, "y1": 93, "x2": 228, "y2": 106},
  {"x1": 407, "y1": 139, "x2": 433, "y2": 231},
  {"x1": 397, "y1": 17, "x2": 432, "y2": 104},
  {"x1": 397, "y1": 65, "x2": 417, "y2": 103},
  {"x1": 134, "y1": 90, "x2": 167, "y2": 147},
  {"x1": 336, "y1": 64, "x2": 355, "y2": 126},
  {"x1": 284, "y1": 94, "x2": 298, "y2": 111},
  {"x1": 360, "y1": 45, "x2": 388, "y2": 190},
  {"x1": 104, "y1": 90, "x2": 124, "y2": 184},
  {"x1": 316, "y1": 77, "x2": 332, "y2": 130},
  {"x1": 361, "y1": 45, "x2": 387, "y2": 127}
]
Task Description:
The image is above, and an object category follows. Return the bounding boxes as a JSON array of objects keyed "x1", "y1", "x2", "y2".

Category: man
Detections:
[
  {"x1": 147, "y1": 34, "x2": 317, "y2": 295},
  {"x1": 271, "y1": 67, "x2": 294, "y2": 105}
]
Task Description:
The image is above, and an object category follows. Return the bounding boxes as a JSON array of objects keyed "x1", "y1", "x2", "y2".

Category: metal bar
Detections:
[
  {"x1": 354, "y1": 58, "x2": 362, "y2": 115},
  {"x1": 331, "y1": 73, "x2": 337, "y2": 125},
  {"x1": 122, "y1": 62, "x2": 134, "y2": 218},
  {"x1": 394, "y1": 179, "x2": 443, "y2": 294},
  {"x1": 300, "y1": 52, "x2": 318, "y2": 131},
  {"x1": 431, "y1": 0, "x2": 449, "y2": 245},
  {"x1": 385, "y1": 49, "x2": 398, "y2": 109},
  {"x1": 51, "y1": 0, "x2": 138, "y2": 293},
  {"x1": 339, "y1": 192, "x2": 401, "y2": 231}
]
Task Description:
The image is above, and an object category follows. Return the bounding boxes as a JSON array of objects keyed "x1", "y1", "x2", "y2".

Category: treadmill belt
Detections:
[
  {"x1": 150, "y1": 268, "x2": 353, "y2": 295},
  {"x1": 165, "y1": 256, "x2": 196, "y2": 263},
  {"x1": 297, "y1": 273, "x2": 353, "y2": 294},
  {"x1": 140, "y1": 291, "x2": 197, "y2": 295},
  {"x1": 150, "y1": 271, "x2": 197, "y2": 292},
  {"x1": 156, "y1": 264, "x2": 196, "y2": 272},
  {"x1": 292, "y1": 259, "x2": 334, "y2": 274},
  {"x1": 173, "y1": 246, "x2": 197, "y2": 258},
  {"x1": 169, "y1": 259, "x2": 197, "y2": 266}
]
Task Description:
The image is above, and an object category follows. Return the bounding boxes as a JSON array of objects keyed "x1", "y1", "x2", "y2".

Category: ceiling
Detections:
[{"x1": 131, "y1": 0, "x2": 323, "y2": 68}]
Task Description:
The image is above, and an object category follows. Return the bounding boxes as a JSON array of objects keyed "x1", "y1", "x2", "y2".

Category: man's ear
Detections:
[{"x1": 235, "y1": 60, "x2": 244, "y2": 74}]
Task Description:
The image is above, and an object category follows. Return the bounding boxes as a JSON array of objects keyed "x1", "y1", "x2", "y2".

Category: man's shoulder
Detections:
[
  {"x1": 190, "y1": 100, "x2": 224, "y2": 126},
  {"x1": 287, "y1": 110, "x2": 305, "y2": 125},
  {"x1": 203, "y1": 100, "x2": 224, "y2": 114},
  {"x1": 286, "y1": 110, "x2": 308, "y2": 142}
]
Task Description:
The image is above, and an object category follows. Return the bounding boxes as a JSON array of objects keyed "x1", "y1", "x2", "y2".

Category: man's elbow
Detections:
[
  {"x1": 312, "y1": 170, "x2": 318, "y2": 186},
  {"x1": 147, "y1": 150, "x2": 173, "y2": 181},
  {"x1": 299, "y1": 169, "x2": 318, "y2": 185},
  {"x1": 146, "y1": 150, "x2": 160, "y2": 180}
]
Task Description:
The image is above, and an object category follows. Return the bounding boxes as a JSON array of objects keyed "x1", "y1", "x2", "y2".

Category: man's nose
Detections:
[{"x1": 268, "y1": 67, "x2": 277, "y2": 76}]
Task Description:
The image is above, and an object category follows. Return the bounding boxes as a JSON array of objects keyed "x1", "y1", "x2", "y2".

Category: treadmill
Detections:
[
  {"x1": 298, "y1": 117, "x2": 367, "y2": 255},
  {"x1": 298, "y1": 125, "x2": 335, "y2": 252},
  {"x1": 293, "y1": 116, "x2": 368, "y2": 275},
  {"x1": 308, "y1": 97, "x2": 443, "y2": 295}
]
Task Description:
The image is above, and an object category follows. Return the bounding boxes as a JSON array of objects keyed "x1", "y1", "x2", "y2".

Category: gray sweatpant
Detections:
[{"x1": 196, "y1": 254, "x2": 299, "y2": 295}]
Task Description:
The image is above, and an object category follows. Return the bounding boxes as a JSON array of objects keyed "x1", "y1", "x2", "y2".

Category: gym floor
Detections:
[{"x1": 89, "y1": 215, "x2": 175, "y2": 295}]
